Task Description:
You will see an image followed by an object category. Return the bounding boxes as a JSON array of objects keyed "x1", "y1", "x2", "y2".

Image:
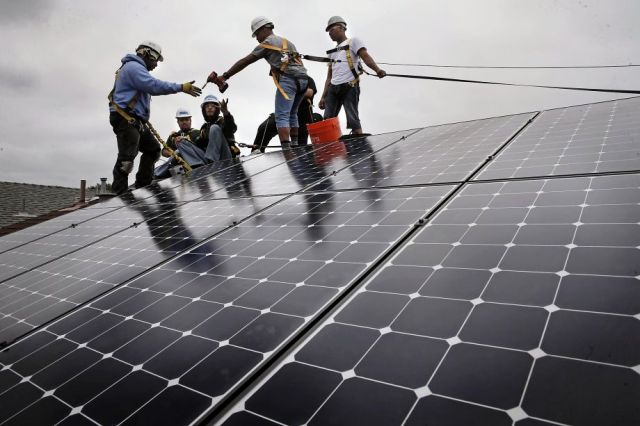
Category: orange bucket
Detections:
[{"x1": 307, "y1": 117, "x2": 342, "y2": 144}]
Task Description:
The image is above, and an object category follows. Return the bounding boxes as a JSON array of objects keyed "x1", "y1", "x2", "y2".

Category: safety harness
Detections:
[
  {"x1": 258, "y1": 37, "x2": 306, "y2": 100},
  {"x1": 326, "y1": 39, "x2": 363, "y2": 85},
  {"x1": 108, "y1": 64, "x2": 192, "y2": 173},
  {"x1": 107, "y1": 64, "x2": 141, "y2": 124}
]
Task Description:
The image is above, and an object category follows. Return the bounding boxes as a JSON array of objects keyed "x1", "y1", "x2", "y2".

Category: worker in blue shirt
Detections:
[{"x1": 108, "y1": 41, "x2": 201, "y2": 194}]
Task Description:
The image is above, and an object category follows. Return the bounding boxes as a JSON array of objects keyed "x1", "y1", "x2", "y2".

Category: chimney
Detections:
[{"x1": 80, "y1": 180, "x2": 86, "y2": 203}]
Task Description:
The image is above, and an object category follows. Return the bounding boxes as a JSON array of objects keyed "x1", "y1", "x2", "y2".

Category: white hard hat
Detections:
[
  {"x1": 201, "y1": 94, "x2": 220, "y2": 107},
  {"x1": 325, "y1": 16, "x2": 347, "y2": 31},
  {"x1": 175, "y1": 108, "x2": 191, "y2": 118},
  {"x1": 137, "y1": 40, "x2": 164, "y2": 61},
  {"x1": 251, "y1": 16, "x2": 274, "y2": 37}
]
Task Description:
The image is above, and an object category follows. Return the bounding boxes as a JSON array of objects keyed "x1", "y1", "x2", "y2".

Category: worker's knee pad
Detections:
[{"x1": 120, "y1": 160, "x2": 134, "y2": 174}]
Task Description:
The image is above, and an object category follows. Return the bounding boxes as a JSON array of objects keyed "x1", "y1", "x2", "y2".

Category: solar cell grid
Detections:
[
  {"x1": 0, "y1": 96, "x2": 638, "y2": 426},
  {"x1": 0, "y1": 201, "x2": 186, "y2": 283},
  {"x1": 0, "y1": 206, "x2": 120, "y2": 254},
  {"x1": 477, "y1": 97, "x2": 640, "y2": 180},
  {"x1": 307, "y1": 113, "x2": 536, "y2": 191},
  {"x1": 224, "y1": 173, "x2": 640, "y2": 426},
  {"x1": 0, "y1": 195, "x2": 282, "y2": 345},
  {"x1": 0, "y1": 185, "x2": 453, "y2": 425}
]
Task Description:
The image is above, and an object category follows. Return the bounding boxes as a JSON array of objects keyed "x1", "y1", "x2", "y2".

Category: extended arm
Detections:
[
  {"x1": 357, "y1": 48, "x2": 386, "y2": 78},
  {"x1": 221, "y1": 54, "x2": 260, "y2": 81}
]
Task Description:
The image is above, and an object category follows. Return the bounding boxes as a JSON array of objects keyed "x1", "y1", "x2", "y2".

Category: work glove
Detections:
[
  {"x1": 230, "y1": 144, "x2": 241, "y2": 157},
  {"x1": 182, "y1": 81, "x2": 202, "y2": 97}
]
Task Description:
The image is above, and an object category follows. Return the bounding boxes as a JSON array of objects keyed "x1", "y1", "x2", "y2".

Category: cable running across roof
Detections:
[
  {"x1": 374, "y1": 62, "x2": 640, "y2": 69},
  {"x1": 301, "y1": 54, "x2": 640, "y2": 94},
  {"x1": 361, "y1": 69, "x2": 640, "y2": 95}
]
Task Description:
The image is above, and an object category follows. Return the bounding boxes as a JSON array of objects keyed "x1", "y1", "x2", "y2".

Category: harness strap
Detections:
[
  {"x1": 326, "y1": 39, "x2": 362, "y2": 84},
  {"x1": 272, "y1": 74, "x2": 290, "y2": 100},
  {"x1": 259, "y1": 38, "x2": 306, "y2": 100},
  {"x1": 108, "y1": 64, "x2": 142, "y2": 122}
]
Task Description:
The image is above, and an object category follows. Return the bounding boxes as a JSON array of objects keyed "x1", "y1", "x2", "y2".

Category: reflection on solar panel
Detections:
[
  {"x1": 0, "y1": 207, "x2": 120, "y2": 254},
  {"x1": 477, "y1": 96, "x2": 640, "y2": 179},
  {"x1": 0, "y1": 97, "x2": 638, "y2": 426}
]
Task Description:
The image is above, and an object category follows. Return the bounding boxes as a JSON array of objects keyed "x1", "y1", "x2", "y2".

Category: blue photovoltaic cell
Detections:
[
  {"x1": 0, "y1": 195, "x2": 282, "y2": 345},
  {"x1": 0, "y1": 185, "x2": 452, "y2": 425},
  {"x1": 307, "y1": 113, "x2": 535, "y2": 191},
  {"x1": 476, "y1": 97, "x2": 640, "y2": 180},
  {"x1": 1, "y1": 96, "x2": 638, "y2": 426},
  {"x1": 224, "y1": 173, "x2": 640, "y2": 426}
]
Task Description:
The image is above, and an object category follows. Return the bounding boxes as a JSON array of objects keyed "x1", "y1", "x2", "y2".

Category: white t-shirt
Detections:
[{"x1": 328, "y1": 37, "x2": 365, "y2": 85}]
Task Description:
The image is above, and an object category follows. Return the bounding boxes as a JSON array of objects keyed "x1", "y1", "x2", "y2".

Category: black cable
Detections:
[
  {"x1": 300, "y1": 54, "x2": 640, "y2": 69},
  {"x1": 301, "y1": 54, "x2": 640, "y2": 95},
  {"x1": 366, "y1": 69, "x2": 640, "y2": 95},
  {"x1": 376, "y1": 62, "x2": 640, "y2": 69}
]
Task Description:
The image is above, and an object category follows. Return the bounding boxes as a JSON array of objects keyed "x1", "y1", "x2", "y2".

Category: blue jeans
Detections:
[
  {"x1": 274, "y1": 74, "x2": 308, "y2": 129},
  {"x1": 323, "y1": 82, "x2": 361, "y2": 130}
]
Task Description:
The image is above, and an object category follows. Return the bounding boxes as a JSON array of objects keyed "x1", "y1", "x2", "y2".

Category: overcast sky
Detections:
[{"x1": 0, "y1": 0, "x2": 638, "y2": 188}]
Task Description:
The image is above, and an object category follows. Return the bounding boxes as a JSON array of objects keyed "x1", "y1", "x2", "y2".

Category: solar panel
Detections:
[
  {"x1": 0, "y1": 195, "x2": 283, "y2": 345},
  {"x1": 0, "y1": 206, "x2": 121, "y2": 254},
  {"x1": 307, "y1": 113, "x2": 536, "y2": 191},
  {"x1": 0, "y1": 185, "x2": 452, "y2": 424},
  {"x1": 0, "y1": 201, "x2": 186, "y2": 283},
  {"x1": 477, "y1": 97, "x2": 640, "y2": 180},
  {"x1": 223, "y1": 173, "x2": 640, "y2": 426},
  {"x1": 0, "y1": 97, "x2": 638, "y2": 426}
]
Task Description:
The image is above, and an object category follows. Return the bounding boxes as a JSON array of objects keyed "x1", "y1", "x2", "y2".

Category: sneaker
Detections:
[{"x1": 250, "y1": 148, "x2": 261, "y2": 155}]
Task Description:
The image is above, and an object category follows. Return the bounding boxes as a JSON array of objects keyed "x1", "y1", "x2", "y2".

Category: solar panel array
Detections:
[{"x1": 0, "y1": 97, "x2": 638, "y2": 426}]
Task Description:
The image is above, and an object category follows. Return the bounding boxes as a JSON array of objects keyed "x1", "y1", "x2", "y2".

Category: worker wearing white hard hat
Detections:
[
  {"x1": 108, "y1": 41, "x2": 202, "y2": 194},
  {"x1": 319, "y1": 16, "x2": 386, "y2": 135},
  {"x1": 214, "y1": 17, "x2": 309, "y2": 148}
]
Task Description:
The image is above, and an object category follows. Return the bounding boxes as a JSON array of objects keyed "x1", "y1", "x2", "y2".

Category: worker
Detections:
[
  {"x1": 196, "y1": 94, "x2": 239, "y2": 162},
  {"x1": 108, "y1": 41, "x2": 201, "y2": 194},
  {"x1": 217, "y1": 17, "x2": 309, "y2": 148},
  {"x1": 319, "y1": 16, "x2": 386, "y2": 135},
  {"x1": 164, "y1": 108, "x2": 201, "y2": 154},
  {"x1": 153, "y1": 108, "x2": 203, "y2": 179},
  {"x1": 252, "y1": 76, "x2": 322, "y2": 153}
]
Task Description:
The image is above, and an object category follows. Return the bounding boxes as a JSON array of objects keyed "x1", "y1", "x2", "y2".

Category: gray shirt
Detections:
[{"x1": 251, "y1": 34, "x2": 307, "y2": 78}]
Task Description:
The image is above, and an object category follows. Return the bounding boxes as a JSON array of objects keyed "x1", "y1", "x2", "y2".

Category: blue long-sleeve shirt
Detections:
[{"x1": 109, "y1": 54, "x2": 182, "y2": 121}]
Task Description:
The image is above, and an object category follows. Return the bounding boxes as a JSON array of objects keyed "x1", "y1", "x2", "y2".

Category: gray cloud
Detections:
[
  {"x1": 0, "y1": 0, "x2": 54, "y2": 24},
  {"x1": 0, "y1": 66, "x2": 38, "y2": 93}
]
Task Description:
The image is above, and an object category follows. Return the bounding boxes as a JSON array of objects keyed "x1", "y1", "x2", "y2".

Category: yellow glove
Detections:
[
  {"x1": 230, "y1": 144, "x2": 240, "y2": 157},
  {"x1": 182, "y1": 81, "x2": 202, "y2": 97}
]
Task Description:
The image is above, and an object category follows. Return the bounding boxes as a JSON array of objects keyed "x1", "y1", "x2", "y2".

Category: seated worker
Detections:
[
  {"x1": 252, "y1": 76, "x2": 321, "y2": 153},
  {"x1": 196, "y1": 94, "x2": 240, "y2": 162},
  {"x1": 164, "y1": 107, "x2": 201, "y2": 154},
  {"x1": 153, "y1": 107, "x2": 205, "y2": 179}
]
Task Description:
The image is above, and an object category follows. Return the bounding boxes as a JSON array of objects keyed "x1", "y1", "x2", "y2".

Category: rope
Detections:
[
  {"x1": 146, "y1": 122, "x2": 193, "y2": 173},
  {"x1": 360, "y1": 68, "x2": 640, "y2": 95},
  {"x1": 375, "y1": 62, "x2": 640, "y2": 69}
]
